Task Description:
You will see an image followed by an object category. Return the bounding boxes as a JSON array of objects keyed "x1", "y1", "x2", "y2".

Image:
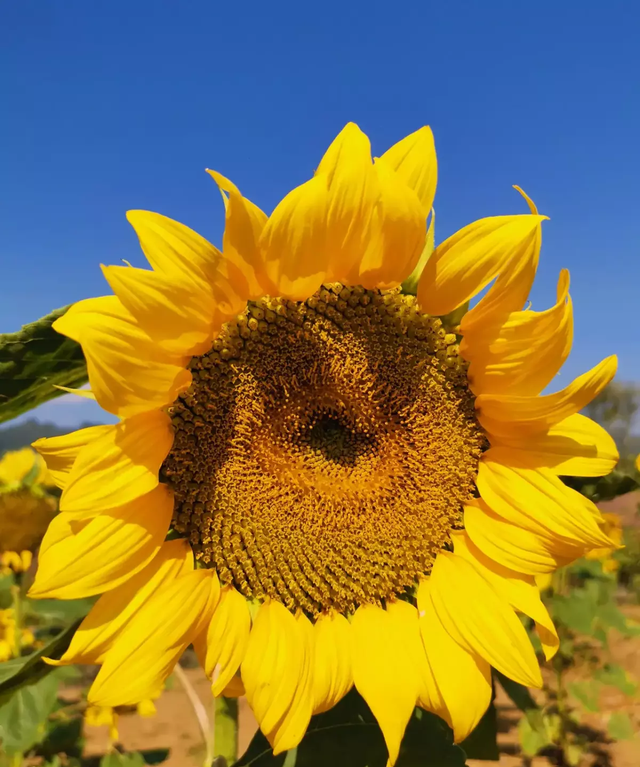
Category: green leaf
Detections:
[
  {"x1": 0, "y1": 669, "x2": 61, "y2": 754},
  {"x1": 458, "y1": 700, "x2": 499, "y2": 760},
  {"x1": 568, "y1": 681, "x2": 601, "y2": 712},
  {"x1": 594, "y1": 664, "x2": 637, "y2": 696},
  {"x1": 607, "y1": 712, "x2": 635, "y2": 741},
  {"x1": 550, "y1": 592, "x2": 596, "y2": 635},
  {"x1": 517, "y1": 717, "x2": 550, "y2": 758},
  {"x1": 596, "y1": 602, "x2": 629, "y2": 634},
  {"x1": 26, "y1": 596, "x2": 96, "y2": 625},
  {"x1": 0, "y1": 306, "x2": 87, "y2": 425},
  {"x1": 494, "y1": 671, "x2": 537, "y2": 714},
  {"x1": 101, "y1": 753, "x2": 147, "y2": 767},
  {"x1": 401, "y1": 213, "x2": 436, "y2": 296},
  {"x1": 0, "y1": 620, "x2": 81, "y2": 694},
  {"x1": 564, "y1": 470, "x2": 639, "y2": 503},
  {"x1": 233, "y1": 691, "x2": 466, "y2": 767}
]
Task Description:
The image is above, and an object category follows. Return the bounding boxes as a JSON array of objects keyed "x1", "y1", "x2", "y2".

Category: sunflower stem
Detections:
[
  {"x1": 173, "y1": 662, "x2": 213, "y2": 766},
  {"x1": 213, "y1": 696, "x2": 238, "y2": 765},
  {"x1": 10, "y1": 581, "x2": 22, "y2": 658}
]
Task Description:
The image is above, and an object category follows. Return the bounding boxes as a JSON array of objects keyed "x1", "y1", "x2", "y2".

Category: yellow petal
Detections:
[
  {"x1": 315, "y1": 123, "x2": 379, "y2": 284},
  {"x1": 49, "y1": 539, "x2": 193, "y2": 666},
  {"x1": 53, "y1": 385, "x2": 96, "y2": 399},
  {"x1": 60, "y1": 411, "x2": 173, "y2": 515},
  {"x1": 194, "y1": 585, "x2": 252, "y2": 696},
  {"x1": 206, "y1": 170, "x2": 274, "y2": 300},
  {"x1": 380, "y1": 126, "x2": 437, "y2": 217},
  {"x1": 385, "y1": 600, "x2": 447, "y2": 722},
  {"x1": 351, "y1": 603, "x2": 417, "y2": 765},
  {"x1": 37, "y1": 513, "x2": 78, "y2": 558},
  {"x1": 241, "y1": 601, "x2": 313, "y2": 754},
  {"x1": 418, "y1": 199, "x2": 546, "y2": 318},
  {"x1": 259, "y1": 175, "x2": 329, "y2": 300},
  {"x1": 429, "y1": 551, "x2": 542, "y2": 688},
  {"x1": 464, "y1": 499, "x2": 578, "y2": 575},
  {"x1": 477, "y1": 450, "x2": 613, "y2": 548},
  {"x1": 354, "y1": 158, "x2": 425, "y2": 289},
  {"x1": 126, "y1": 210, "x2": 221, "y2": 292},
  {"x1": 451, "y1": 531, "x2": 559, "y2": 660},
  {"x1": 476, "y1": 355, "x2": 618, "y2": 437},
  {"x1": 102, "y1": 265, "x2": 216, "y2": 356},
  {"x1": 54, "y1": 296, "x2": 191, "y2": 418},
  {"x1": 89, "y1": 568, "x2": 219, "y2": 706},
  {"x1": 29, "y1": 485, "x2": 174, "y2": 599},
  {"x1": 311, "y1": 610, "x2": 354, "y2": 714},
  {"x1": 33, "y1": 425, "x2": 111, "y2": 490},
  {"x1": 488, "y1": 413, "x2": 618, "y2": 478},
  {"x1": 271, "y1": 612, "x2": 315, "y2": 755},
  {"x1": 463, "y1": 270, "x2": 573, "y2": 396},
  {"x1": 418, "y1": 580, "x2": 492, "y2": 743}
]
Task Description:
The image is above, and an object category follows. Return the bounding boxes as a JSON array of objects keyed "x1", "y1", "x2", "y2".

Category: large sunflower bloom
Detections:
[{"x1": 30, "y1": 124, "x2": 618, "y2": 763}]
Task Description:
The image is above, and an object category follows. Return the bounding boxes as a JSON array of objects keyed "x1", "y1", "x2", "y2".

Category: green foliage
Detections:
[
  {"x1": 457, "y1": 701, "x2": 498, "y2": 760},
  {"x1": 234, "y1": 690, "x2": 467, "y2": 767},
  {"x1": 101, "y1": 752, "x2": 148, "y2": 767},
  {"x1": 564, "y1": 469, "x2": 639, "y2": 503},
  {"x1": 0, "y1": 669, "x2": 61, "y2": 754},
  {"x1": 0, "y1": 620, "x2": 81, "y2": 694},
  {"x1": 567, "y1": 682, "x2": 600, "y2": 712},
  {"x1": 607, "y1": 712, "x2": 635, "y2": 741},
  {"x1": 0, "y1": 306, "x2": 87, "y2": 425}
]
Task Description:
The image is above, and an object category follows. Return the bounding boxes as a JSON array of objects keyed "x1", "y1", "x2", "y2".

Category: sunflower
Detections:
[
  {"x1": 0, "y1": 448, "x2": 57, "y2": 554},
  {"x1": 30, "y1": 123, "x2": 618, "y2": 763}
]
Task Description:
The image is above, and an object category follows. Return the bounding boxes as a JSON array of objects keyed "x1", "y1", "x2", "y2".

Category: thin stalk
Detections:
[
  {"x1": 173, "y1": 663, "x2": 214, "y2": 767},
  {"x1": 214, "y1": 696, "x2": 239, "y2": 765},
  {"x1": 10, "y1": 583, "x2": 22, "y2": 658}
]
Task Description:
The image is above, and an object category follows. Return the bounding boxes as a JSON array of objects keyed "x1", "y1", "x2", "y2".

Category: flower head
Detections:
[
  {"x1": 30, "y1": 124, "x2": 618, "y2": 762},
  {"x1": 0, "y1": 448, "x2": 55, "y2": 490}
]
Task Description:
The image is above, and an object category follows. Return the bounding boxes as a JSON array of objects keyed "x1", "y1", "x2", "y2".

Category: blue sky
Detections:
[{"x1": 1, "y1": 0, "x2": 639, "y2": 428}]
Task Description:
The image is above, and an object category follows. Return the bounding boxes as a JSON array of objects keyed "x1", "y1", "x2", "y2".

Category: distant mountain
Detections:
[{"x1": 0, "y1": 419, "x2": 100, "y2": 454}]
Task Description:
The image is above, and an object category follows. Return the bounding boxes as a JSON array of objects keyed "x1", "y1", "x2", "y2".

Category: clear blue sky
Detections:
[{"x1": 1, "y1": 0, "x2": 638, "y2": 427}]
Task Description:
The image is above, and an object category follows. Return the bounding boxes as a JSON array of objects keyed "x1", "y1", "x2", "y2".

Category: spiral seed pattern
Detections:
[{"x1": 162, "y1": 283, "x2": 485, "y2": 615}]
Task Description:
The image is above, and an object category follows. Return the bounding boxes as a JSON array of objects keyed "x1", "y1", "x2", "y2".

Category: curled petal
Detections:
[
  {"x1": 477, "y1": 355, "x2": 618, "y2": 437},
  {"x1": 316, "y1": 123, "x2": 379, "y2": 284},
  {"x1": 477, "y1": 451, "x2": 613, "y2": 549},
  {"x1": 33, "y1": 425, "x2": 111, "y2": 490},
  {"x1": 89, "y1": 568, "x2": 219, "y2": 706},
  {"x1": 311, "y1": 611, "x2": 353, "y2": 714},
  {"x1": 380, "y1": 126, "x2": 437, "y2": 217},
  {"x1": 464, "y1": 499, "x2": 581, "y2": 575},
  {"x1": 194, "y1": 585, "x2": 252, "y2": 696},
  {"x1": 206, "y1": 170, "x2": 273, "y2": 301},
  {"x1": 351, "y1": 604, "x2": 418, "y2": 765},
  {"x1": 48, "y1": 539, "x2": 193, "y2": 666},
  {"x1": 102, "y1": 265, "x2": 216, "y2": 356},
  {"x1": 30, "y1": 485, "x2": 174, "y2": 599},
  {"x1": 464, "y1": 270, "x2": 573, "y2": 396},
  {"x1": 242, "y1": 601, "x2": 313, "y2": 755},
  {"x1": 418, "y1": 192, "x2": 545, "y2": 319},
  {"x1": 451, "y1": 531, "x2": 559, "y2": 660},
  {"x1": 260, "y1": 176, "x2": 329, "y2": 300},
  {"x1": 488, "y1": 413, "x2": 619, "y2": 477},
  {"x1": 54, "y1": 297, "x2": 191, "y2": 419},
  {"x1": 60, "y1": 411, "x2": 173, "y2": 515},
  {"x1": 429, "y1": 551, "x2": 542, "y2": 688},
  {"x1": 418, "y1": 580, "x2": 492, "y2": 742}
]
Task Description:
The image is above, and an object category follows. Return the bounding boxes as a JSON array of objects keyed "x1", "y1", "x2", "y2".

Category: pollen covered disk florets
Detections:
[{"x1": 162, "y1": 283, "x2": 485, "y2": 616}]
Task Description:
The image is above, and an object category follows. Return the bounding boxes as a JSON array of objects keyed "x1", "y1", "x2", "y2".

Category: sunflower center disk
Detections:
[{"x1": 162, "y1": 284, "x2": 485, "y2": 615}]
